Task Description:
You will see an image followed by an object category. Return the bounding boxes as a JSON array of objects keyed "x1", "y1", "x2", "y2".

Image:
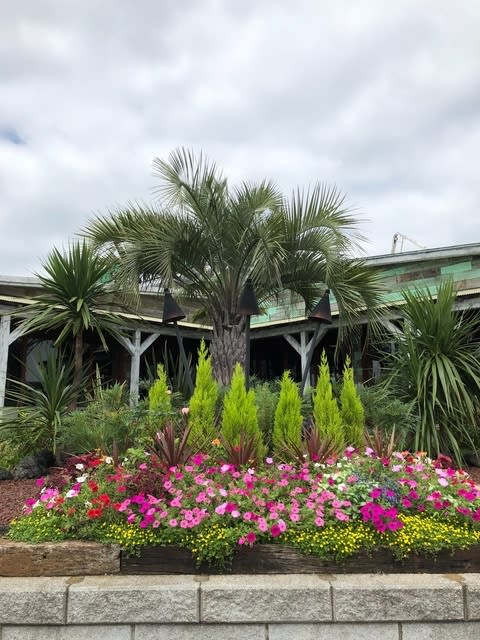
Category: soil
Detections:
[{"x1": 1, "y1": 466, "x2": 480, "y2": 530}]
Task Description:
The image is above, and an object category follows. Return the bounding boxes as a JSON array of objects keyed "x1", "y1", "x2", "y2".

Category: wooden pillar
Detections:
[
  {"x1": 283, "y1": 327, "x2": 328, "y2": 394},
  {"x1": 0, "y1": 315, "x2": 25, "y2": 409},
  {"x1": 116, "y1": 330, "x2": 161, "y2": 406},
  {"x1": 0, "y1": 315, "x2": 10, "y2": 408}
]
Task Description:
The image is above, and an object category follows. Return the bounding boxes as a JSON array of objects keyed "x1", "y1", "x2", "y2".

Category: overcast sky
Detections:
[{"x1": 1, "y1": 1, "x2": 480, "y2": 276}]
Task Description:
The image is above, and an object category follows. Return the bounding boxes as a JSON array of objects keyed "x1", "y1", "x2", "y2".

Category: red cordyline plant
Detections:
[
  {"x1": 280, "y1": 426, "x2": 341, "y2": 464},
  {"x1": 148, "y1": 421, "x2": 198, "y2": 468}
]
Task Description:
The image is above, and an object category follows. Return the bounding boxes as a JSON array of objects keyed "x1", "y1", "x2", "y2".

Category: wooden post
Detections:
[
  {"x1": 0, "y1": 315, "x2": 10, "y2": 409},
  {"x1": 0, "y1": 315, "x2": 25, "y2": 409},
  {"x1": 116, "y1": 330, "x2": 161, "y2": 406},
  {"x1": 283, "y1": 327, "x2": 328, "y2": 395}
]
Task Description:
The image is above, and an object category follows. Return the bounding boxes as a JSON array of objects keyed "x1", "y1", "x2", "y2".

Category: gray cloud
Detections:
[{"x1": 1, "y1": 0, "x2": 480, "y2": 275}]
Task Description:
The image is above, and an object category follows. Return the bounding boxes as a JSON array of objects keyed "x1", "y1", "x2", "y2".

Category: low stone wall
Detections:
[{"x1": 1, "y1": 573, "x2": 480, "y2": 639}]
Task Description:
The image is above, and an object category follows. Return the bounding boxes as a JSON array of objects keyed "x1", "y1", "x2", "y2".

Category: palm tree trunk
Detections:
[
  {"x1": 71, "y1": 331, "x2": 84, "y2": 409},
  {"x1": 210, "y1": 323, "x2": 246, "y2": 386}
]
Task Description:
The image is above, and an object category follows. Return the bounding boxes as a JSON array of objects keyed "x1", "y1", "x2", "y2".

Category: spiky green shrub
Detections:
[
  {"x1": 189, "y1": 340, "x2": 218, "y2": 447},
  {"x1": 340, "y1": 356, "x2": 365, "y2": 447},
  {"x1": 148, "y1": 364, "x2": 173, "y2": 416},
  {"x1": 221, "y1": 363, "x2": 263, "y2": 458},
  {"x1": 273, "y1": 371, "x2": 302, "y2": 455},
  {"x1": 313, "y1": 351, "x2": 343, "y2": 450},
  {"x1": 383, "y1": 279, "x2": 480, "y2": 465}
]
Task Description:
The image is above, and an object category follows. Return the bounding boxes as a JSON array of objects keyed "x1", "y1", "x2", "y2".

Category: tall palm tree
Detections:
[
  {"x1": 84, "y1": 148, "x2": 383, "y2": 384},
  {"x1": 19, "y1": 241, "x2": 126, "y2": 405}
]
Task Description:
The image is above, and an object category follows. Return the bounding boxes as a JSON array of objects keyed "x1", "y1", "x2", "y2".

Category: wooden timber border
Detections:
[{"x1": 2, "y1": 539, "x2": 480, "y2": 577}]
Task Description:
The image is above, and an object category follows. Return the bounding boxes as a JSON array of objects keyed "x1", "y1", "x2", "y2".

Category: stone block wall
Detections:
[{"x1": 1, "y1": 573, "x2": 480, "y2": 639}]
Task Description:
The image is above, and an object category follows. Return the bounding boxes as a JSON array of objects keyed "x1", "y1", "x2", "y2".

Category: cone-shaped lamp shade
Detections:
[
  {"x1": 162, "y1": 288, "x2": 186, "y2": 323},
  {"x1": 308, "y1": 289, "x2": 332, "y2": 324},
  {"x1": 238, "y1": 279, "x2": 260, "y2": 316}
]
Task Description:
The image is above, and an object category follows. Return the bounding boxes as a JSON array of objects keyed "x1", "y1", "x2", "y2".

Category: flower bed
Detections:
[{"x1": 7, "y1": 448, "x2": 480, "y2": 572}]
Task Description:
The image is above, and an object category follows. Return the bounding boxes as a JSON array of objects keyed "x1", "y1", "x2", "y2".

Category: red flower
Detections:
[
  {"x1": 86, "y1": 508, "x2": 103, "y2": 519},
  {"x1": 87, "y1": 480, "x2": 99, "y2": 492}
]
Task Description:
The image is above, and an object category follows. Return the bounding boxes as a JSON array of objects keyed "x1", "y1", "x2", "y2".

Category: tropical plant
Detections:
[
  {"x1": 312, "y1": 351, "x2": 344, "y2": 450},
  {"x1": 188, "y1": 340, "x2": 218, "y2": 448},
  {"x1": 272, "y1": 371, "x2": 302, "y2": 455},
  {"x1": 84, "y1": 148, "x2": 383, "y2": 385},
  {"x1": 221, "y1": 363, "x2": 263, "y2": 457},
  {"x1": 17, "y1": 241, "x2": 126, "y2": 406},
  {"x1": 383, "y1": 279, "x2": 480, "y2": 465},
  {"x1": 339, "y1": 356, "x2": 365, "y2": 447},
  {"x1": 0, "y1": 351, "x2": 76, "y2": 456}
]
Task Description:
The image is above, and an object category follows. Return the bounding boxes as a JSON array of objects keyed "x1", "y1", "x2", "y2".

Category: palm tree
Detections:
[
  {"x1": 84, "y1": 148, "x2": 383, "y2": 384},
  {"x1": 18, "y1": 241, "x2": 126, "y2": 405},
  {"x1": 383, "y1": 279, "x2": 480, "y2": 465}
]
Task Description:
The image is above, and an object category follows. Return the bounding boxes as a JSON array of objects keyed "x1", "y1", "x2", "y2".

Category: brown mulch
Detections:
[
  {"x1": 1, "y1": 466, "x2": 480, "y2": 530},
  {"x1": 0, "y1": 478, "x2": 41, "y2": 529}
]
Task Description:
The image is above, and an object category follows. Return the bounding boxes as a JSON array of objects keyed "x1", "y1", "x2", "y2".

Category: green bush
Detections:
[
  {"x1": 339, "y1": 356, "x2": 365, "y2": 447},
  {"x1": 273, "y1": 371, "x2": 302, "y2": 455},
  {"x1": 221, "y1": 363, "x2": 263, "y2": 458},
  {"x1": 358, "y1": 384, "x2": 415, "y2": 448},
  {"x1": 313, "y1": 351, "x2": 344, "y2": 450},
  {"x1": 60, "y1": 382, "x2": 141, "y2": 456},
  {"x1": 188, "y1": 340, "x2": 218, "y2": 447}
]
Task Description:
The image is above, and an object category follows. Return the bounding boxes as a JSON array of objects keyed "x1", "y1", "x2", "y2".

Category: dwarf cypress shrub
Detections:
[
  {"x1": 221, "y1": 363, "x2": 263, "y2": 457},
  {"x1": 313, "y1": 351, "x2": 344, "y2": 450},
  {"x1": 188, "y1": 340, "x2": 218, "y2": 447},
  {"x1": 273, "y1": 371, "x2": 302, "y2": 454},
  {"x1": 340, "y1": 356, "x2": 365, "y2": 447},
  {"x1": 148, "y1": 364, "x2": 172, "y2": 415}
]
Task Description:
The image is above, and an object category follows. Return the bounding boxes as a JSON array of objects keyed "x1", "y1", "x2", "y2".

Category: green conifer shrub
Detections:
[
  {"x1": 148, "y1": 364, "x2": 172, "y2": 416},
  {"x1": 254, "y1": 381, "x2": 279, "y2": 453},
  {"x1": 221, "y1": 363, "x2": 263, "y2": 459},
  {"x1": 188, "y1": 340, "x2": 218, "y2": 447},
  {"x1": 313, "y1": 351, "x2": 344, "y2": 451},
  {"x1": 273, "y1": 371, "x2": 302, "y2": 455},
  {"x1": 340, "y1": 356, "x2": 365, "y2": 447}
]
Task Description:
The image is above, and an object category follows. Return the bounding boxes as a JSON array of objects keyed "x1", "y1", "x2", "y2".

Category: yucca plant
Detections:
[
  {"x1": 384, "y1": 279, "x2": 480, "y2": 465},
  {"x1": 17, "y1": 241, "x2": 126, "y2": 407},
  {"x1": 0, "y1": 351, "x2": 77, "y2": 456}
]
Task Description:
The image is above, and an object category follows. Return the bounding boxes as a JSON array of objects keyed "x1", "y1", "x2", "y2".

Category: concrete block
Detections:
[
  {"x1": 464, "y1": 574, "x2": 480, "y2": 619},
  {"x1": 67, "y1": 575, "x2": 198, "y2": 624},
  {"x1": 332, "y1": 574, "x2": 464, "y2": 622},
  {"x1": 269, "y1": 622, "x2": 399, "y2": 640},
  {"x1": 2, "y1": 625, "x2": 132, "y2": 640},
  {"x1": 402, "y1": 621, "x2": 480, "y2": 639},
  {"x1": 135, "y1": 623, "x2": 265, "y2": 639},
  {"x1": 200, "y1": 574, "x2": 332, "y2": 623},
  {"x1": 0, "y1": 577, "x2": 67, "y2": 624}
]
